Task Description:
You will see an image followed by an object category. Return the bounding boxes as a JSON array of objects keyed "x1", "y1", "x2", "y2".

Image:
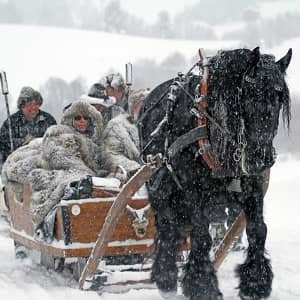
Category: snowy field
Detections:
[{"x1": 0, "y1": 156, "x2": 299, "y2": 300}]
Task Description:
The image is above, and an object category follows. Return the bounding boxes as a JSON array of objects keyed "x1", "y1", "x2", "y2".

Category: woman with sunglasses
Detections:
[{"x1": 73, "y1": 114, "x2": 90, "y2": 134}]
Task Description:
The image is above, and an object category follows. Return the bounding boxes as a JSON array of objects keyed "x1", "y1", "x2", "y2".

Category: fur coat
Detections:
[
  {"x1": 103, "y1": 113, "x2": 141, "y2": 173},
  {"x1": 2, "y1": 101, "x2": 112, "y2": 227}
]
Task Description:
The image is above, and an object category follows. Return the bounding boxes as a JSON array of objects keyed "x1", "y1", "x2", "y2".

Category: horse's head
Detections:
[
  {"x1": 242, "y1": 48, "x2": 292, "y2": 143},
  {"x1": 207, "y1": 47, "x2": 292, "y2": 175},
  {"x1": 241, "y1": 48, "x2": 292, "y2": 172}
]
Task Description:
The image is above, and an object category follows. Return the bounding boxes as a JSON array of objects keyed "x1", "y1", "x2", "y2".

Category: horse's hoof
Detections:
[
  {"x1": 158, "y1": 289, "x2": 177, "y2": 299},
  {"x1": 239, "y1": 291, "x2": 264, "y2": 300},
  {"x1": 189, "y1": 294, "x2": 223, "y2": 300}
]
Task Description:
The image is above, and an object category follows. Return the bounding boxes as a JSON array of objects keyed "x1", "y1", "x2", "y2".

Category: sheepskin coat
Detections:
[
  {"x1": 103, "y1": 113, "x2": 141, "y2": 173},
  {"x1": 2, "y1": 101, "x2": 112, "y2": 227}
]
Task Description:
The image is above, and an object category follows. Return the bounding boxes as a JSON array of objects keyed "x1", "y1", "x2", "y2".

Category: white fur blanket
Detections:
[{"x1": 2, "y1": 124, "x2": 112, "y2": 227}]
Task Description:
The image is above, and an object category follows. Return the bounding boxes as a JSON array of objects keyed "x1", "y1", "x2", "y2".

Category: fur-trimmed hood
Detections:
[{"x1": 61, "y1": 100, "x2": 104, "y2": 145}]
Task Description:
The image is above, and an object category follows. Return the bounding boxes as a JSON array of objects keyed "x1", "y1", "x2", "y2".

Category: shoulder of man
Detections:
[
  {"x1": 38, "y1": 110, "x2": 57, "y2": 124},
  {"x1": 1, "y1": 110, "x2": 23, "y2": 128}
]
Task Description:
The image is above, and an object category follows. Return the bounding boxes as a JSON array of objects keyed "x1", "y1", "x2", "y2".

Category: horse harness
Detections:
[{"x1": 140, "y1": 49, "x2": 257, "y2": 187}]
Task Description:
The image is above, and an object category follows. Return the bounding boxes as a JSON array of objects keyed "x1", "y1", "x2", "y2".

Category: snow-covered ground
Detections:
[{"x1": 0, "y1": 156, "x2": 299, "y2": 300}]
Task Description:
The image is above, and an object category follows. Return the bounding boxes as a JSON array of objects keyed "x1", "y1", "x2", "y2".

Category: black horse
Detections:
[{"x1": 138, "y1": 47, "x2": 292, "y2": 300}]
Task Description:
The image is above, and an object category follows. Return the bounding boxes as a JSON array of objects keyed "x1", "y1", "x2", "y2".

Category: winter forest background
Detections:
[{"x1": 0, "y1": 0, "x2": 300, "y2": 158}]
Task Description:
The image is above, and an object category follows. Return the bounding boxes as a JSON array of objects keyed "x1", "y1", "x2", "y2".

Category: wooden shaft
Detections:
[
  {"x1": 79, "y1": 162, "x2": 160, "y2": 289},
  {"x1": 213, "y1": 210, "x2": 246, "y2": 270},
  {"x1": 213, "y1": 168, "x2": 271, "y2": 270}
]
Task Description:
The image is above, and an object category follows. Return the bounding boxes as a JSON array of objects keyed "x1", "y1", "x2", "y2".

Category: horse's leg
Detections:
[
  {"x1": 236, "y1": 175, "x2": 273, "y2": 300},
  {"x1": 182, "y1": 203, "x2": 223, "y2": 300},
  {"x1": 148, "y1": 169, "x2": 181, "y2": 294},
  {"x1": 151, "y1": 208, "x2": 181, "y2": 294}
]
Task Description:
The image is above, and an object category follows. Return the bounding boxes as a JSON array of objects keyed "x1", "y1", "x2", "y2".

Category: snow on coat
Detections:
[
  {"x1": 1, "y1": 101, "x2": 113, "y2": 227},
  {"x1": 103, "y1": 113, "x2": 141, "y2": 173}
]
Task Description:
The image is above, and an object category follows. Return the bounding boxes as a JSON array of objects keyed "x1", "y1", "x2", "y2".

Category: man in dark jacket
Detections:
[
  {"x1": 0, "y1": 86, "x2": 56, "y2": 258},
  {"x1": 0, "y1": 86, "x2": 56, "y2": 168}
]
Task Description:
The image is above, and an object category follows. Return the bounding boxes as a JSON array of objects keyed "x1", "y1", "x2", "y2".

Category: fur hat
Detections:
[
  {"x1": 80, "y1": 83, "x2": 116, "y2": 108},
  {"x1": 17, "y1": 86, "x2": 43, "y2": 109},
  {"x1": 100, "y1": 73, "x2": 126, "y2": 89},
  {"x1": 128, "y1": 88, "x2": 149, "y2": 117}
]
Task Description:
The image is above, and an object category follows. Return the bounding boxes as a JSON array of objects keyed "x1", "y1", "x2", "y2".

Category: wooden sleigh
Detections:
[
  {"x1": 7, "y1": 156, "x2": 255, "y2": 290},
  {"x1": 9, "y1": 181, "x2": 155, "y2": 259},
  {"x1": 8, "y1": 177, "x2": 160, "y2": 286}
]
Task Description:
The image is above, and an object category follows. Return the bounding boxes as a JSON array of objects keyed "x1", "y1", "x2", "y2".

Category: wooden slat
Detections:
[
  {"x1": 8, "y1": 183, "x2": 35, "y2": 236},
  {"x1": 55, "y1": 207, "x2": 65, "y2": 241},
  {"x1": 64, "y1": 243, "x2": 155, "y2": 257},
  {"x1": 10, "y1": 231, "x2": 65, "y2": 257},
  {"x1": 67, "y1": 199, "x2": 156, "y2": 243},
  {"x1": 11, "y1": 230, "x2": 155, "y2": 257},
  {"x1": 92, "y1": 188, "x2": 119, "y2": 198}
]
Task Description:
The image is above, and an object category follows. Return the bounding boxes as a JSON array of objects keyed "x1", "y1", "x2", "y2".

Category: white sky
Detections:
[
  {"x1": 120, "y1": 0, "x2": 199, "y2": 23},
  {"x1": 259, "y1": 1, "x2": 300, "y2": 18},
  {"x1": 122, "y1": 0, "x2": 300, "y2": 23}
]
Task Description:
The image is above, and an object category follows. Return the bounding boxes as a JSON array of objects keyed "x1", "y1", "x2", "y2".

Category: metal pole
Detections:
[
  {"x1": 0, "y1": 71, "x2": 14, "y2": 152},
  {"x1": 125, "y1": 62, "x2": 133, "y2": 115},
  {"x1": 125, "y1": 62, "x2": 133, "y2": 88}
]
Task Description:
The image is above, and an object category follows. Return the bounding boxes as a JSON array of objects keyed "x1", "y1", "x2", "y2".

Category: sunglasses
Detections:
[{"x1": 74, "y1": 115, "x2": 89, "y2": 121}]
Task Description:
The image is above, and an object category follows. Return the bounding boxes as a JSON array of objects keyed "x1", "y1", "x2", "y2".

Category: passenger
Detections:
[
  {"x1": 81, "y1": 83, "x2": 125, "y2": 127},
  {"x1": 0, "y1": 86, "x2": 56, "y2": 170},
  {"x1": 1, "y1": 100, "x2": 113, "y2": 232},
  {"x1": 100, "y1": 72, "x2": 128, "y2": 111},
  {"x1": 103, "y1": 89, "x2": 149, "y2": 175}
]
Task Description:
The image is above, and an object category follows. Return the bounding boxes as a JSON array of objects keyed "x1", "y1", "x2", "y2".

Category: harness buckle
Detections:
[
  {"x1": 233, "y1": 148, "x2": 242, "y2": 162},
  {"x1": 198, "y1": 141, "x2": 211, "y2": 155}
]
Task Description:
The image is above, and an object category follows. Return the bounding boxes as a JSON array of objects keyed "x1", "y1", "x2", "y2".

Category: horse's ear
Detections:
[
  {"x1": 276, "y1": 48, "x2": 292, "y2": 73},
  {"x1": 251, "y1": 46, "x2": 260, "y2": 66},
  {"x1": 246, "y1": 47, "x2": 260, "y2": 75}
]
